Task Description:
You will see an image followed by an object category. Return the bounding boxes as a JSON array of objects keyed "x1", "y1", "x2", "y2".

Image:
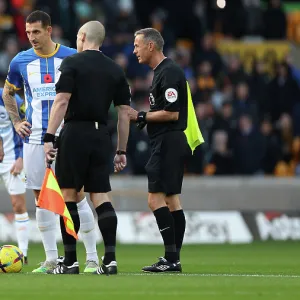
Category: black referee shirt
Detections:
[
  {"x1": 147, "y1": 58, "x2": 188, "y2": 138},
  {"x1": 55, "y1": 50, "x2": 131, "y2": 124}
]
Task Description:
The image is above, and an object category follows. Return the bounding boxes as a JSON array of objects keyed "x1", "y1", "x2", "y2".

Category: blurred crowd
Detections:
[{"x1": 0, "y1": 0, "x2": 300, "y2": 176}]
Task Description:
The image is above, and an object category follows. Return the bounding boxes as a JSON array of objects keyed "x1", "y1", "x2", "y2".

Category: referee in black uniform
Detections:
[
  {"x1": 129, "y1": 28, "x2": 189, "y2": 272},
  {"x1": 44, "y1": 21, "x2": 131, "y2": 275}
]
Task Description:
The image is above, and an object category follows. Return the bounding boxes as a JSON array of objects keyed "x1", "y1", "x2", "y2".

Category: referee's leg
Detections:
[
  {"x1": 165, "y1": 195, "x2": 186, "y2": 262},
  {"x1": 142, "y1": 150, "x2": 180, "y2": 272},
  {"x1": 53, "y1": 188, "x2": 80, "y2": 274},
  {"x1": 90, "y1": 192, "x2": 118, "y2": 275}
]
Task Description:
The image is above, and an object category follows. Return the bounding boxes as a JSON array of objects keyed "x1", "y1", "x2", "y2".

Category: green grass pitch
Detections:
[{"x1": 1, "y1": 242, "x2": 300, "y2": 299}]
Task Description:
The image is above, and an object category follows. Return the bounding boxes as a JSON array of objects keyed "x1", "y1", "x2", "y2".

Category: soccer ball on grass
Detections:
[{"x1": 0, "y1": 245, "x2": 24, "y2": 273}]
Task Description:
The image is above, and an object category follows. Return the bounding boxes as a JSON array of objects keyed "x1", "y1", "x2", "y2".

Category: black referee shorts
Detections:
[
  {"x1": 145, "y1": 131, "x2": 189, "y2": 196},
  {"x1": 55, "y1": 121, "x2": 112, "y2": 193}
]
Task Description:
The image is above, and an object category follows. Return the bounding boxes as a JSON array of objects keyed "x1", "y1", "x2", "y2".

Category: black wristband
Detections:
[
  {"x1": 43, "y1": 133, "x2": 56, "y2": 143},
  {"x1": 137, "y1": 111, "x2": 147, "y2": 123},
  {"x1": 116, "y1": 150, "x2": 126, "y2": 155}
]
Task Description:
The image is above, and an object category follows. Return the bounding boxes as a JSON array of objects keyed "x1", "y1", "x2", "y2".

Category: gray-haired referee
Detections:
[
  {"x1": 130, "y1": 28, "x2": 189, "y2": 273},
  {"x1": 44, "y1": 21, "x2": 131, "y2": 275}
]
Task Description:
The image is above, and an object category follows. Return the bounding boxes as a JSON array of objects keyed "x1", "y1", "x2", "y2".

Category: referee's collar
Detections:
[{"x1": 153, "y1": 57, "x2": 167, "y2": 71}]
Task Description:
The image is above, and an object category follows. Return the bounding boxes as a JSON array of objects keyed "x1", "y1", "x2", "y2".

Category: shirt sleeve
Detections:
[
  {"x1": 161, "y1": 68, "x2": 181, "y2": 112},
  {"x1": 113, "y1": 72, "x2": 131, "y2": 107},
  {"x1": 6, "y1": 54, "x2": 23, "y2": 90},
  {"x1": 55, "y1": 57, "x2": 76, "y2": 94}
]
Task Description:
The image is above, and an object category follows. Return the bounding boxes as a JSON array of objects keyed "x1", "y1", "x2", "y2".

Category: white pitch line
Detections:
[
  {"x1": 119, "y1": 273, "x2": 300, "y2": 278},
  {"x1": 23, "y1": 272, "x2": 300, "y2": 278}
]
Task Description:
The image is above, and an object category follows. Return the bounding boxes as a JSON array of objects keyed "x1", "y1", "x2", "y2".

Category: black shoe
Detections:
[
  {"x1": 176, "y1": 260, "x2": 182, "y2": 272},
  {"x1": 93, "y1": 264, "x2": 109, "y2": 276},
  {"x1": 105, "y1": 261, "x2": 117, "y2": 275},
  {"x1": 24, "y1": 256, "x2": 28, "y2": 265},
  {"x1": 142, "y1": 257, "x2": 182, "y2": 273},
  {"x1": 48, "y1": 260, "x2": 80, "y2": 274},
  {"x1": 98, "y1": 256, "x2": 117, "y2": 275}
]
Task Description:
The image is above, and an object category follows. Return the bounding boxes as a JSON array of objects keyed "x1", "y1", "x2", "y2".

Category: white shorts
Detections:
[
  {"x1": 23, "y1": 143, "x2": 56, "y2": 190},
  {"x1": 0, "y1": 167, "x2": 26, "y2": 195}
]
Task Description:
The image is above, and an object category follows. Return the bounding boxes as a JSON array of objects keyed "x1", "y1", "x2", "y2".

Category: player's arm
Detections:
[
  {"x1": 3, "y1": 84, "x2": 32, "y2": 138},
  {"x1": 116, "y1": 105, "x2": 130, "y2": 152},
  {"x1": 47, "y1": 92, "x2": 71, "y2": 135},
  {"x1": 129, "y1": 68, "x2": 180, "y2": 125},
  {"x1": 2, "y1": 83, "x2": 22, "y2": 126},
  {"x1": 4, "y1": 55, "x2": 31, "y2": 138},
  {"x1": 44, "y1": 92, "x2": 70, "y2": 162},
  {"x1": 113, "y1": 72, "x2": 131, "y2": 172},
  {"x1": 144, "y1": 110, "x2": 179, "y2": 122},
  {"x1": 47, "y1": 56, "x2": 74, "y2": 135},
  {"x1": 44, "y1": 57, "x2": 74, "y2": 161},
  {"x1": 0, "y1": 135, "x2": 4, "y2": 162}
]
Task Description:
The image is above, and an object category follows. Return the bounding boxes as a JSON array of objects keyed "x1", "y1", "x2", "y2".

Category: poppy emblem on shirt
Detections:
[
  {"x1": 44, "y1": 74, "x2": 53, "y2": 83},
  {"x1": 165, "y1": 88, "x2": 178, "y2": 103}
]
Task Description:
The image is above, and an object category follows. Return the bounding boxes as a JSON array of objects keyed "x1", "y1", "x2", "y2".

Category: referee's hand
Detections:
[
  {"x1": 113, "y1": 154, "x2": 127, "y2": 173},
  {"x1": 44, "y1": 142, "x2": 57, "y2": 165}
]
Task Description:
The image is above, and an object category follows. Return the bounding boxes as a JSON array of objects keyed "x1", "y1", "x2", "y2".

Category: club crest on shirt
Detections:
[{"x1": 149, "y1": 93, "x2": 155, "y2": 106}]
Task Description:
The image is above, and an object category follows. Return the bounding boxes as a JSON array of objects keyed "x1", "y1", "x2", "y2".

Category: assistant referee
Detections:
[
  {"x1": 129, "y1": 28, "x2": 190, "y2": 273},
  {"x1": 44, "y1": 21, "x2": 131, "y2": 275}
]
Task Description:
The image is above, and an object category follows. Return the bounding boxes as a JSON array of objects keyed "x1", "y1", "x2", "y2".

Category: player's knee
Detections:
[
  {"x1": 166, "y1": 195, "x2": 182, "y2": 211},
  {"x1": 36, "y1": 208, "x2": 57, "y2": 231},
  {"x1": 80, "y1": 221, "x2": 95, "y2": 233},
  {"x1": 37, "y1": 220, "x2": 56, "y2": 232},
  {"x1": 11, "y1": 195, "x2": 26, "y2": 214},
  {"x1": 148, "y1": 193, "x2": 165, "y2": 211}
]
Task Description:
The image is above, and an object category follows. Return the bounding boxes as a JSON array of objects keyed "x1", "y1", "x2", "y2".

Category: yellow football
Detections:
[{"x1": 0, "y1": 245, "x2": 24, "y2": 273}]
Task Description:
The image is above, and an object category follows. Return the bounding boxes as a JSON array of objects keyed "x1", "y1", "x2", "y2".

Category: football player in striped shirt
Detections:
[
  {"x1": 3, "y1": 10, "x2": 98, "y2": 273},
  {"x1": 0, "y1": 88, "x2": 30, "y2": 264}
]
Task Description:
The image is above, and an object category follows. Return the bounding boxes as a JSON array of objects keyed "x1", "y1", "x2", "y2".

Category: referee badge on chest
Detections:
[{"x1": 149, "y1": 93, "x2": 155, "y2": 106}]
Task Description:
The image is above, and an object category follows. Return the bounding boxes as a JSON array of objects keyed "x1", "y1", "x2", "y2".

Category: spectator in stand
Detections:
[
  {"x1": 0, "y1": 0, "x2": 15, "y2": 36},
  {"x1": 205, "y1": 130, "x2": 234, "y2": 175},
  {"x1": 243, "y1": 0, "x2": 263, "y2": 36},
  {"x1": 275, "y1": 113, "x2": 294, "y2": 164},
  {"x1": 232, "y1": 82, "x2": 259, "y2": 124},
  {"x1": 268, "y1": 62, "x2": 300, "y2": 123},
  {"x1": 194, "y1": 61, "x2": 216, "y2": 104},
  {"x1": 222, "y1": 0, "x2": 248, "y2": 38},
  {"x1": 210, "y1": 100, "x2": 236, "y2": 150},
  {"x1": 260, "y1": 118, "x2": 282, "y2": 175},
  {"x1": 263, "y1": 0, "x2": 287, "y2": 40},
  {"x1": 51, "y1": 24, "x2": 70, "y2": 47},
  {"x1": 194, "y1": 33, "x2": 223, "y2": 78},
  {"x1": 233, "y1": 114, "x2": 265, "y2": 175},
  {"x1": 249, "y1": 60, "x2": 270, "y2": 121},
  {"x1": 0, "y1": 37, "x2": 19, "y2": 78},
  {"x1": 226, "y1": 55, "x2": 249, "y2": 86}
]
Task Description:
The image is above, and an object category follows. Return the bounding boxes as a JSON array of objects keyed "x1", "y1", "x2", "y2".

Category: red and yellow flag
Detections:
[{"x1": 37, "y1": 168, "x2": 78, "y2": 240}]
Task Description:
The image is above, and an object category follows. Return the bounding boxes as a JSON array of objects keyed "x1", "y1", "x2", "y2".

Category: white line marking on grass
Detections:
[
  {"x1": 119, "y1": 273, "x2": 300, "y2": 278},
  {"x1": 23, "y1": 272, "x2": 300, "y2": 278}
]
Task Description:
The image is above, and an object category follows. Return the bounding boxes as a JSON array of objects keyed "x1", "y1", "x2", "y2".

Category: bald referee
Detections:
[{"x1": 43, "y1": 21, "x2": 131, "y2": 275}]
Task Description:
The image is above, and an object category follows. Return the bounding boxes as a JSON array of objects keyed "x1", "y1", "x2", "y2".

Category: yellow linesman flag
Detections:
[
  {"x1": 184, "y1": 81, "x2": 204, "y2": 153},
  {"x1": 37, "y1": 168, "x2": 78, "y2": 240}
]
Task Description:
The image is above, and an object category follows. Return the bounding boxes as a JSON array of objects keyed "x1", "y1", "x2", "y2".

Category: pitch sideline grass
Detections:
[{"x1": 1, "y1": 242, "x2": 300, "y2": 300}]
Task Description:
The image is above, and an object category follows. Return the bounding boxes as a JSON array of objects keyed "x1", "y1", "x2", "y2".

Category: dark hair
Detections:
[
  {"x1": 26, "y1": 10, "x2": 51, "y2": 28},
  {"x1": 134, "y1": 28, "x2": 164, "y2": 51}
]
